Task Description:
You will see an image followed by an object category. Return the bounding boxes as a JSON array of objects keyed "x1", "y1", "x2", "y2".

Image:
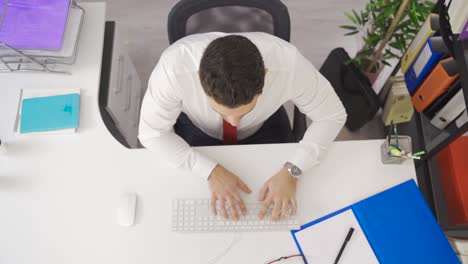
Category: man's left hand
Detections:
[{"x1": 258, "y1": 167, "x2": 297, "y2": 220}]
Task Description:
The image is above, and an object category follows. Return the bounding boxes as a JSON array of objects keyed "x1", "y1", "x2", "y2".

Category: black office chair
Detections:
[{"x1": 167, "y1": 0, "x2": 307, "y2": 142}]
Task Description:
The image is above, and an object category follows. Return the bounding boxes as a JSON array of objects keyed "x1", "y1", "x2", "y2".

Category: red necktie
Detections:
[{"x1": 223, "y1": 120, "x2": 237, "y2": 145}]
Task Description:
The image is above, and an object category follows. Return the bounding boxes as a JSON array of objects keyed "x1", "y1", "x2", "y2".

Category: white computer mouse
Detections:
[{"x1": 117, "y1": 192, "x2": 137, "y2": 227}]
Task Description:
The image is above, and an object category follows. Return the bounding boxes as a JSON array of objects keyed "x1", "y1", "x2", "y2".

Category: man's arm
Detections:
[
  {"x1": 139, "y1": 57, "x2": 251, "y2": 220},
  {"x1": 289, "y1": 50, "x2": 347, "y2": 171},
  {"x1": 258, "y1": 50, "x2": 346, "y2": 220},
  {"x1": 138, "y1": 58, "x2": 217, "y2": 180}
]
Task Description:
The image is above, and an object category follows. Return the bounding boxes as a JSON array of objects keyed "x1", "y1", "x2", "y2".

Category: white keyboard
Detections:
[{"x1": 172, "y1": 198, "x2": 300, "y2": 232}]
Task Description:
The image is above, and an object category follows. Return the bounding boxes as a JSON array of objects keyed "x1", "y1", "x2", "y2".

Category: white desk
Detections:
[{"x1": 0, "y1": 3, "x2": 416, "y2": 264}]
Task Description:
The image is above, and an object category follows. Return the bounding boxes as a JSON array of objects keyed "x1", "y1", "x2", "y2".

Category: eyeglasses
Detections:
[{"x1": 266, "y1": 254, "x2": 305, "y2": 264}]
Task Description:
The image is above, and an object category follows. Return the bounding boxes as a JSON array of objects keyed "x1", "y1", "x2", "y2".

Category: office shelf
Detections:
[
  {"x1": 399, "y1": 76, "x2": 468, "y2": 236},
  {"x1": 403, "y1": 76, "x2": 468, "y2": 236},
  {"x1": 398, "y1": 112, "x2": 468, "y2": 236},
  {"x1": 390, "y1": 1, "x2": 468, "y2": 237}
]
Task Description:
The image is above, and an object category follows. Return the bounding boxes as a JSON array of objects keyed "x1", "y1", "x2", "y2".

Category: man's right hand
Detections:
[{"x1": 208, "y1": 164, "x2": 251, "y2": 220}]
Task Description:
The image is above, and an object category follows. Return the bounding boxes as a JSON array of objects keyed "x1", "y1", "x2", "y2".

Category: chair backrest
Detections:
[
  {"x1": 167, "y1": 0, "x2": 290, "y2": 44},
  {"x1": 167, "y1": 0, "x2": 306, "y2": 142}
]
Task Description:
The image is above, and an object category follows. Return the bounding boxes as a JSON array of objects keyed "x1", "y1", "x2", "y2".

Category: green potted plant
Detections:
[
  {"x1": 319, "y1": 0, "x2": 434, "y2": 131},
  {"x1": 341, "y1": 0, "x2": 434, "y2": 83}
]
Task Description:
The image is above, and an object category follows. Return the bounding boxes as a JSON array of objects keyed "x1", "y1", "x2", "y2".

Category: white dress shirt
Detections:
[{"x1": 139, "y1": 32, "x2": 347, "y2": 180}]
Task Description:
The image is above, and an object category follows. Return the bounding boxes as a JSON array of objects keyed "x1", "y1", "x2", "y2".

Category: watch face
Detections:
[{"x1": 291, "y1": 166, "x2": 301, "y2": 176}]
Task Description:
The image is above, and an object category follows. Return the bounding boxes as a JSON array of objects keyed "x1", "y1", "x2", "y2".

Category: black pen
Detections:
[
  {"x1": 388, "y1": 121, "x2": 394, "y2": 147},
  {"x1": 334, "y1": 227, "x2": 355, "y2": 264}
]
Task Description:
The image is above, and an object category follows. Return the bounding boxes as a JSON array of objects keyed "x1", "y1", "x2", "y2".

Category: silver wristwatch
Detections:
[{"x1": 284, "y1": 162, "x2": 302, "y2": 179}]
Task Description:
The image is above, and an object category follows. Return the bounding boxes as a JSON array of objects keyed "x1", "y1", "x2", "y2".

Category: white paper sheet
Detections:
[{"x1": 295, "y1": 209, "x2": 378, "y2": 264}]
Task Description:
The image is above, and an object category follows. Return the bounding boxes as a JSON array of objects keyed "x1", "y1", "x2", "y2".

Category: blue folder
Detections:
[
  {"x1": 405, "y1": 36, "x2": 447, "y2": 95},
  {"x1": 291, "y1": 180, "x2": 460, "y2": 264},
  {"x1": 20, "y1": 93, "x2": 80, "y2": 133}
]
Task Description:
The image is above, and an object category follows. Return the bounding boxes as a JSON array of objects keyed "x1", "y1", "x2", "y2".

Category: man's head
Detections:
[{"x1": 199, "y1": 35, "x2": 265, "y2": 126}]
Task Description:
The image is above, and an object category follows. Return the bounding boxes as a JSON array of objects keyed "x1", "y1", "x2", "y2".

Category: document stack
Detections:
[
  {"x1": 14, "y1": 88, "x2": 81, "y2": 135},
  {"x1": 0, "y1": 0, "x2": 84, "y2": 74}
]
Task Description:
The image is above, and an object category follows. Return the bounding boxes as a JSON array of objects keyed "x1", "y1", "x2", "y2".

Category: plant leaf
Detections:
[
  {"x1": 389, "y1": 42, "x2": 400, "y2": 49},
  {"x1": 415, "y1": 2, "x2": 426, "y2": 16},
  {"x1": 345, "y1": 12, "x2": 357, "y2": 24},
  {"x1": 382, "y1": 60, "x2": 392, "y2": 67},
  {"x1": 345, "y1": 30, "x2": 360, "y2": 36},
  {"x1": 395, "y1": 19, "x2": 412, "y2": 31},
  {"x1": 340, "y1": 25, "x2": 358, "y2": 30},
  {"x1": 411, "y1": 0, "x2": 417, "y2": 19},
  {"x1": 358, "y1": 48, "x2": 374, "y2": 57},
  {"x1": 352, "y1": 9, "x2": 362, "y2": 24},
  {"x1": 398, "y1": 35, "x2": 407, "y2": 50},
  {"x1": 408, "y1": 10, "x2": 419, "y2": 28},
  {"x1": 385, "y1": 48, "x2": 400, "y2": 58},
  {"x1": 424, "y1": 1, "x2": 435, "y2": 9},
  {"x1": 408, "y1": 28, "x2": 418, "y2": 34},
  {"x1": 344, "y1": 59, "x2": 354, "y2": 65},
  {"x1": 383, "y1": 4, "x2": 396, "y2": 18}
]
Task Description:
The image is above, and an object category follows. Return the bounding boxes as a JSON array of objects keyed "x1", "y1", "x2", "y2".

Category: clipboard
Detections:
[{"x1": 291, "y1": 180, "x2": 459, "y2": 264}]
